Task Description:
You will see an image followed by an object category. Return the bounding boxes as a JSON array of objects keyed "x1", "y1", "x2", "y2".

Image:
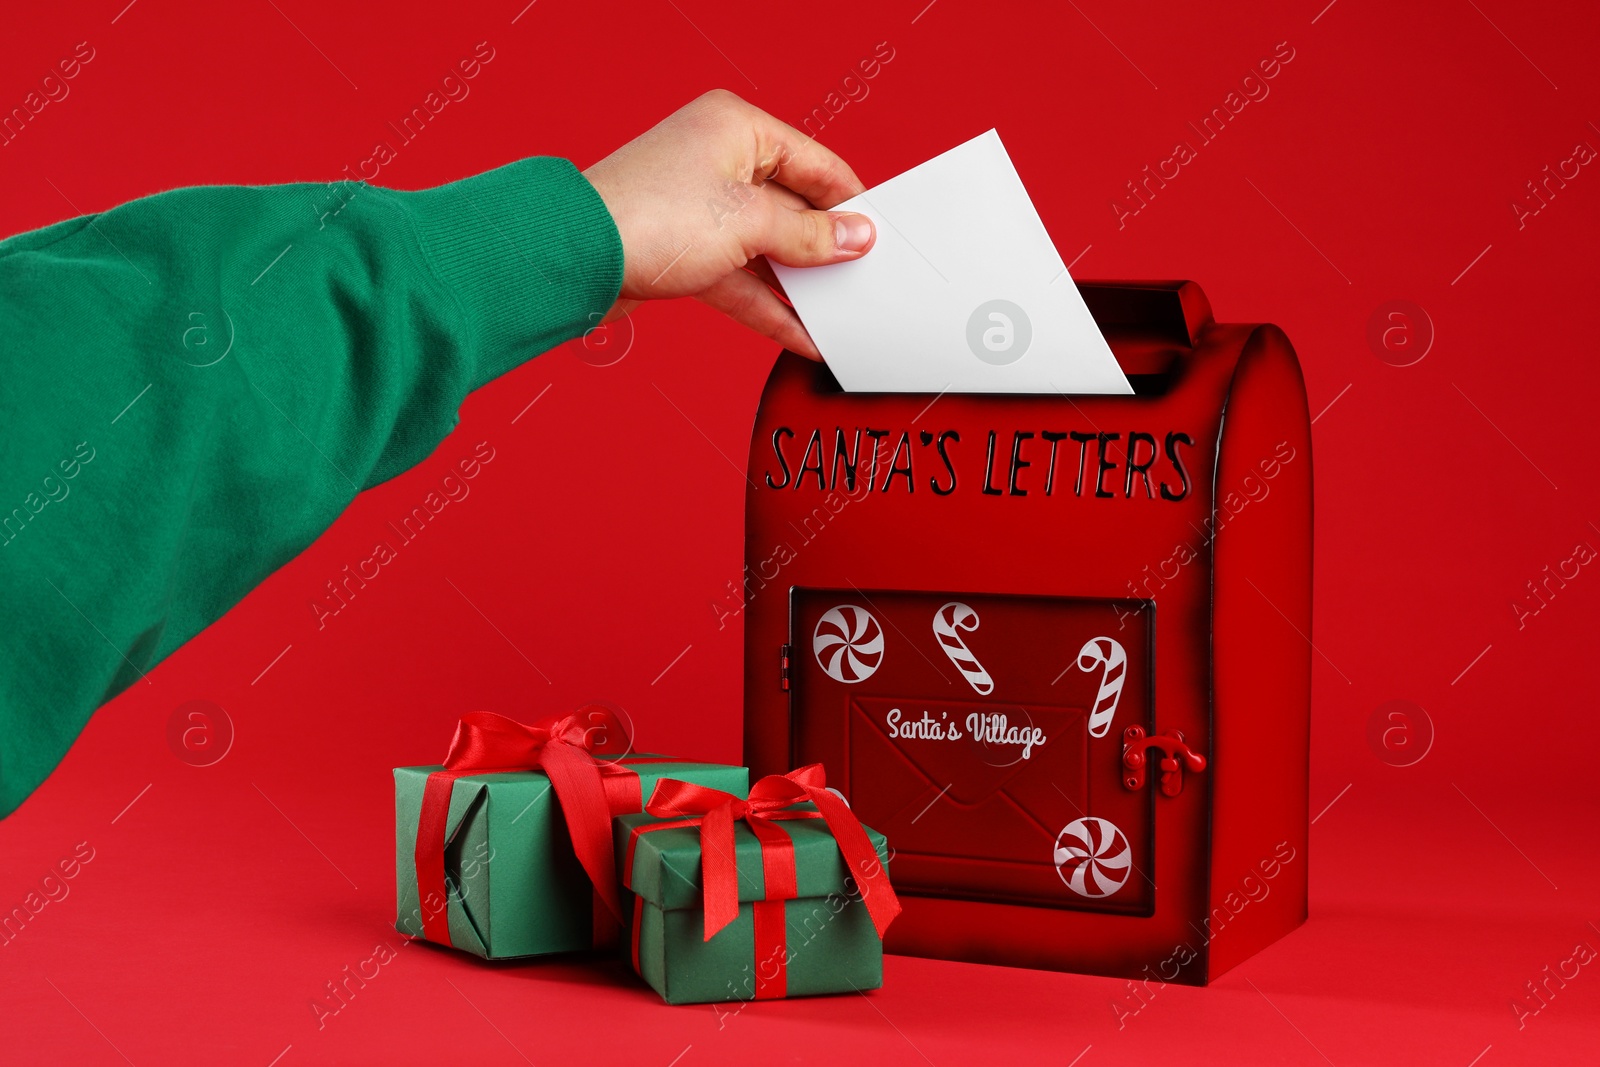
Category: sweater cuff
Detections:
[{"x1": 400, "y1": 157, "x2": 624, "y2": 385}]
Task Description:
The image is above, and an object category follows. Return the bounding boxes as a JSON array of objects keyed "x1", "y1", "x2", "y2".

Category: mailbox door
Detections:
[{"x1": 789, "y1": 588, "x2": 1157, "y2": 917}]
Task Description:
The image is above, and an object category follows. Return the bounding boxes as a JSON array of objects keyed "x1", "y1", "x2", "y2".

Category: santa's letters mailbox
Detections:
[{"x1": 740, "y1": 281, "x2": 1311, "y2": 984}]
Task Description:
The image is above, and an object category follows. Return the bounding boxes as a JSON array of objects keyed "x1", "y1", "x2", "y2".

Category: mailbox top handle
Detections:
[{"x1": 1076, "y1": 280, "x2": 1213, "y2": 349}]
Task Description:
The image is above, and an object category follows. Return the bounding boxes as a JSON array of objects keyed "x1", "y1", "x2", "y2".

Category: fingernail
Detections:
[{"x1": 832, "y1": 212, "x2": 873, "y2": 254}]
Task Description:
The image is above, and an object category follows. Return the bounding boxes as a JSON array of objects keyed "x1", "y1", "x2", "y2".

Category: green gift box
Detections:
[
  {"x1": 616, "y1": 802, "x2": 893, "y2": 1004},
  {"x1": 395, "y1": 753, "x2": 748, "y2": 959}
]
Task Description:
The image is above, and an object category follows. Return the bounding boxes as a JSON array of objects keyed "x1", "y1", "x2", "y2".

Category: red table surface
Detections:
[{"x1": 3, "y1": 1, "x2": 1597, "y2": 1063}]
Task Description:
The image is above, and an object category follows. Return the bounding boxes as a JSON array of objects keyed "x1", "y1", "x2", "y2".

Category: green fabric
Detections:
[
  {"x1": 394, "y1": 760, "x2": 749, "y2": 959},
  {"x1": 1, "y1": 158, "x2": 623, "y2": 817}
]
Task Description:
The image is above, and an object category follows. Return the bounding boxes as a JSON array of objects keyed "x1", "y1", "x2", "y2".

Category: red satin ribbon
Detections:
[
  {"x1": 413, "y1": 706, "x2": 657, "y2": 947},
  {"x1": 627, "y1": 765, "x2": 900, "y2": 999}
]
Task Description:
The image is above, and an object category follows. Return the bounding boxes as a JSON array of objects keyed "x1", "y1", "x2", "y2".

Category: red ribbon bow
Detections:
[
  {"x1": 641, "y1": 765, "x2": 900, "y2": 942},
  {"x1": 413, "y1": 707, "x2": 636, "y2": 945}
]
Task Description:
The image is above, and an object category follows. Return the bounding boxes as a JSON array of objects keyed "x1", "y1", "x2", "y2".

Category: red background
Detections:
[{"x1": 4, "y1": 1, "x2": 1598, "y2": 1063}]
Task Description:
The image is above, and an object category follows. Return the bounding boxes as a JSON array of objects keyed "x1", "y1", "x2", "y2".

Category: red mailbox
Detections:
[{"x1": 740, "y1": 281, "x2": 1311, "y2": 984}]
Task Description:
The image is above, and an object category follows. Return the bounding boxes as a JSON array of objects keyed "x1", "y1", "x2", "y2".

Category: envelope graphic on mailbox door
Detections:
[
  {"x1": 846, "y1": 696, "x2": 1145, "y2": 912},
  {"x1": 790, "y1": 587, "x2": 1156, "y2": 915}
]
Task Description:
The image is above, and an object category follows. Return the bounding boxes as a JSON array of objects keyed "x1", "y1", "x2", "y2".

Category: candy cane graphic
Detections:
[
  {"x1": 932, "y1": 602, "x2": 994, "y2": 695},
  {"x1": 1077, "y1": 637, "x2": 1126, "y2": 738}
]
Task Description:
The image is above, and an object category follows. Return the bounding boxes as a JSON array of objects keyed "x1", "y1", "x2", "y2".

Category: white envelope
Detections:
[{"x1": 773, "y1": 129, "x2": 1131, "y2": 395}]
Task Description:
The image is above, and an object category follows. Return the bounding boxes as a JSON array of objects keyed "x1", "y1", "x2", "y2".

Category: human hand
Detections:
[{"x1": 581, "y1": 90, "x2": 875, "y2": 360}]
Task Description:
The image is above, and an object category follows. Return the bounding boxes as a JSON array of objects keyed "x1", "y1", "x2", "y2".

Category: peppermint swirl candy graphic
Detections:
[
  {"x1": 1054, "y1": 817, "x2": 1132, "y2": 898},
  {"x1": 813, "y1": 604, "x2": 884, "y2": 684}
]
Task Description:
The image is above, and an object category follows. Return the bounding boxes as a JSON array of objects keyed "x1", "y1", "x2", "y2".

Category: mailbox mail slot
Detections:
[{"x1": 742, "y1": 281, "x2": 1312, "y2": 984}]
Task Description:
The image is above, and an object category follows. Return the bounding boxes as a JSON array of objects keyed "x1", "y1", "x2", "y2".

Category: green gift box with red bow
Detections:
[
  {"x1": 394, "y1": 707, "x2": 747, "y2": 959},
  {"x1": 615, "y1": 765, "x2": 899, "y2": 1004}
]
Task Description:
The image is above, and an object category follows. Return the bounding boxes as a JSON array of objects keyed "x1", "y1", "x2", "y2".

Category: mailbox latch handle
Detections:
[{"x1": 1122, "y1": 725, "x2": 1207, "y2": 797}]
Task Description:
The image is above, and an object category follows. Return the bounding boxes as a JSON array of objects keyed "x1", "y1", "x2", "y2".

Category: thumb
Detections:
[{"x1": 756, "y1": 202, "x2": 876, "y2": 268}]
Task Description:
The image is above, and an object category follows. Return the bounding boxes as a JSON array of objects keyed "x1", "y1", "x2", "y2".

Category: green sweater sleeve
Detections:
[{"x1": 0, "y1": 158, "x2": 623, "y2": 816}]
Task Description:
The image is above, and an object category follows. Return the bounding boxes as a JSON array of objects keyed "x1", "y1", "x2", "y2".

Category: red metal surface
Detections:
[{"x1": 742, "y1": 281, "x2": 1312, "y2": 984}]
